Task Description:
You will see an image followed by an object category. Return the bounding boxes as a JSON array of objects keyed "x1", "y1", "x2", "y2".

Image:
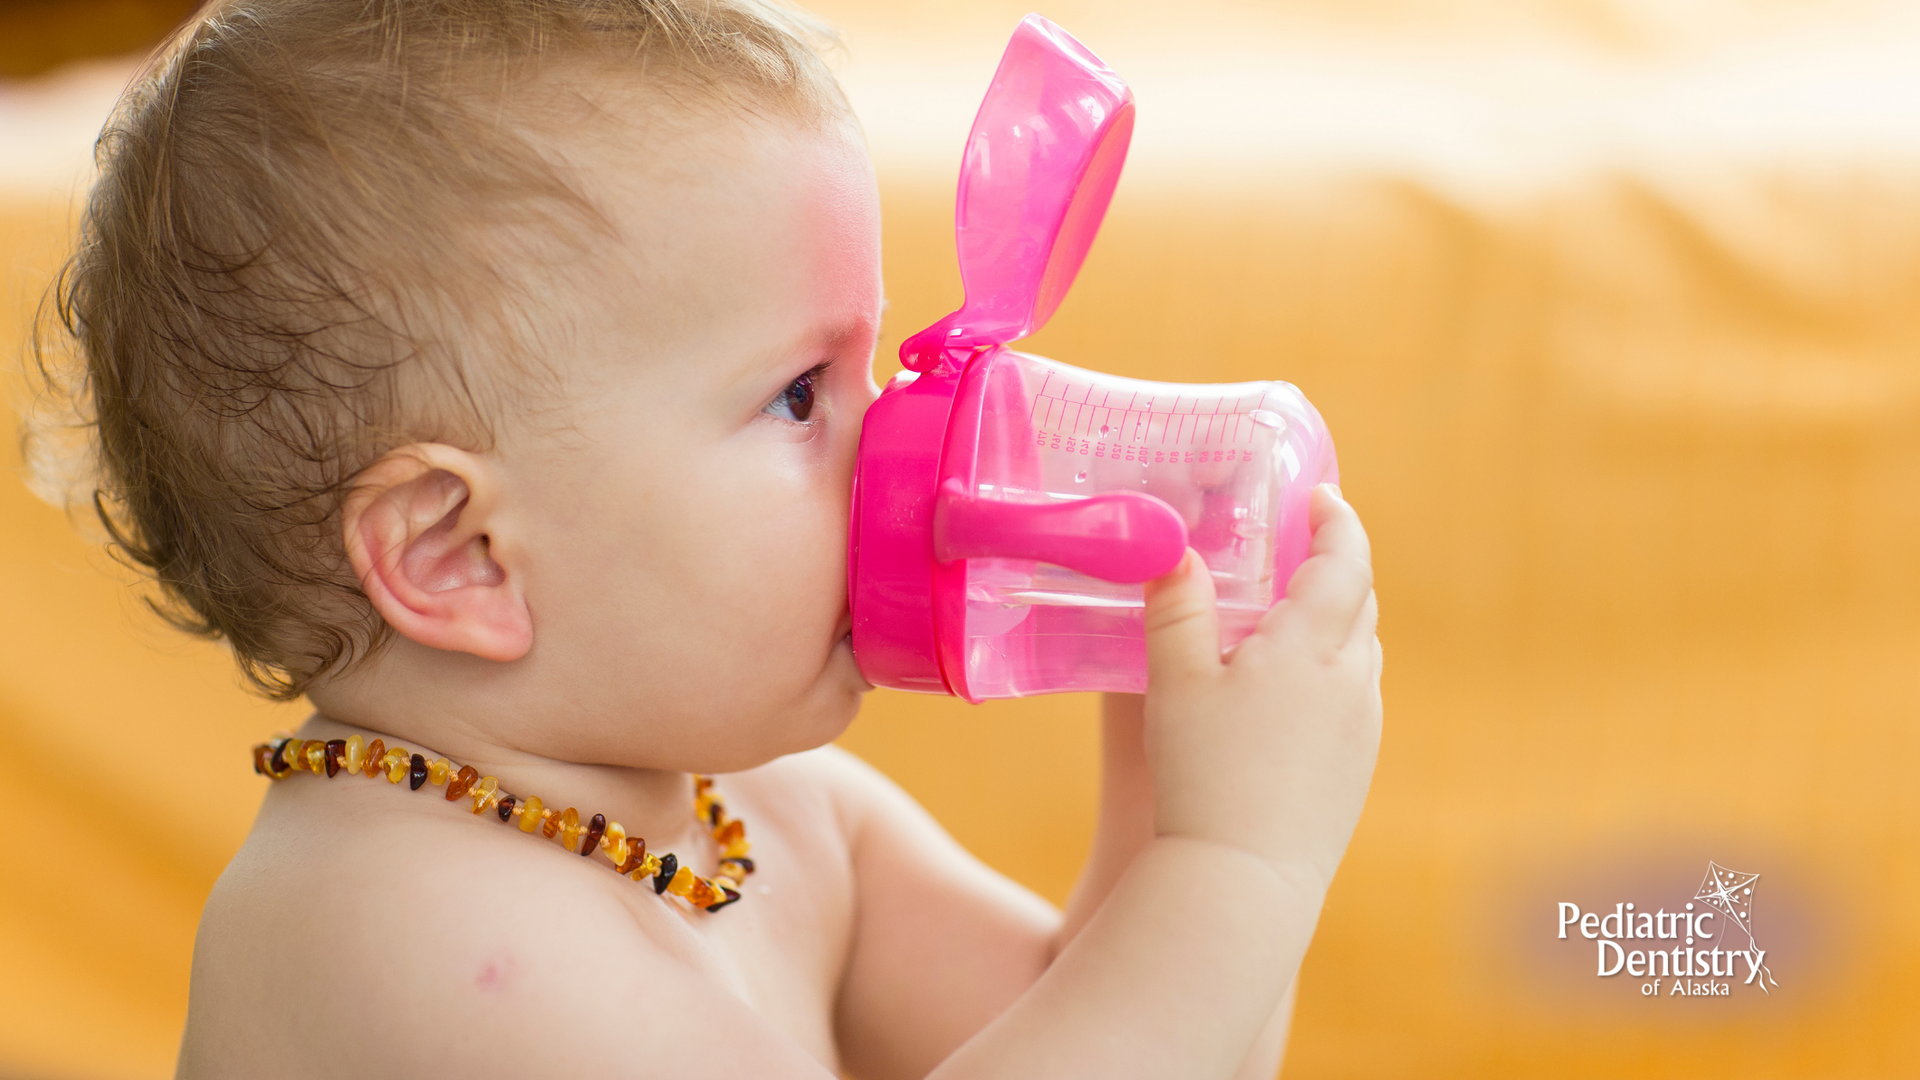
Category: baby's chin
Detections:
[
  {"x1": 769, "y1": 655, "x2": 871, "y2": 758},
  {"x1": 676, "y1": 651, "x2": 870, "y2": 773}
]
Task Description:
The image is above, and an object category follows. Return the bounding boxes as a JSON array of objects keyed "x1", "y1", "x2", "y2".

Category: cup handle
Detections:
[{"x1": 932, "y1": 478, "x2": 1188, "y2": 583}]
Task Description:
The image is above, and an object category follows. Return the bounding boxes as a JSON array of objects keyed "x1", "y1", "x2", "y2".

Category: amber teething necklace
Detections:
[{"x1": 253, "y1": 736, "x2": 751, "y2": 912}]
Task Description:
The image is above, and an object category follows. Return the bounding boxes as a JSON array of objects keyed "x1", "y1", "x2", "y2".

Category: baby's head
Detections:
[{"x1": 40, "y1": 0, "x2": 883, "y2": 770}]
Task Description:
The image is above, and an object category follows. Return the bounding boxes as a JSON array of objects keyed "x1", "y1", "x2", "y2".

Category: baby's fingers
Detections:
[
  {"x1": 1262, "y1": 485, "x2": 1374, "y2": 655},
  {"x1": 1354, "y1": 589, "x2": 1381, "y2": 652},
  {"x1": 1144, "y1": 549, "x2": 1222, "y2": 686}
]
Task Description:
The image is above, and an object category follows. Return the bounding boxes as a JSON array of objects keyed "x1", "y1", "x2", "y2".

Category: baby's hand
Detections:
[{"x1": 1142, "y1": 484, "x2": 1382, "y2": 892}]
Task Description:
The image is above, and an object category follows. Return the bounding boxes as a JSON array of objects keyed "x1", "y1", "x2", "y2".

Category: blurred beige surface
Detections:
[{"x1": 6, "y1": 1, "x2": 1920, "y2": 1077}]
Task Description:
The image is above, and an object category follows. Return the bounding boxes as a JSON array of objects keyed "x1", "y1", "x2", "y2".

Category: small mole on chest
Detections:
[{"x1": 474, "y1": 954, "x2": 515, "y2": 991}]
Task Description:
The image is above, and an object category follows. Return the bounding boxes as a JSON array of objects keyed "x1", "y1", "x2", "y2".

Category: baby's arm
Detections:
[
  {"x1": 823, "y1": 720, "x2": 1291, "y2": 1080},
  {"x1": 1058, "y1": 694, "x2": 1298, "y2": 1080},
  {"x1": 834, "y1": 486, "x2": 1381, "y2": 1079}
]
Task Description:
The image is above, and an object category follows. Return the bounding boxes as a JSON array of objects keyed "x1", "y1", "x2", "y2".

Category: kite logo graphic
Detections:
[
  {"x1": 1692, "y1": 862, "x2": 1778, "y2": 994},
  {"x1": 1555, "y1": 861, "x2": 1780, "y2": 997}
]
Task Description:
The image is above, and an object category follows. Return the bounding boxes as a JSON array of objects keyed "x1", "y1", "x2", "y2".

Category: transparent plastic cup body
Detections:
[
  {"x1": 944, "y1": 349, "x2": 1337, "y2": 698},
  {"x1": 842, "y1": 15, "x2": 1343, "y2": 701}
]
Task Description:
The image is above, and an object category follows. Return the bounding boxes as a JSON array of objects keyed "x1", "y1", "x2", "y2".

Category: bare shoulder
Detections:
[
  {"x1": 180, "y1": 778, "x2": 675, "y2": 1077},
  {"x1": 747, "y1": 742, "x2": 924, "y2": 834},
  {"x1": 759, "y1": 744, "x2": 1057, "y2": 936},
  {"x1": 179, "y1": 758, "x2": 858, "y2": 1079},
  {"x1": 712, "y1": 743, "x2": 919, "y2": 906}
]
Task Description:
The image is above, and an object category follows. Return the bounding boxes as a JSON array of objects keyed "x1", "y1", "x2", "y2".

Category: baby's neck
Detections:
[{"x1": 304, "y1": 643, "x2": 717, "y2": 854}]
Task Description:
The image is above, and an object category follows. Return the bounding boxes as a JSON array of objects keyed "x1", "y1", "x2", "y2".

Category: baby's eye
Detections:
[{"x1": 765, "y1": 368, "x2": 818, "y2": 423}]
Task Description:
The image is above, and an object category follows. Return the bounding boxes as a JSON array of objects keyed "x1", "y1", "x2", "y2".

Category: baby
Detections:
[{"x1": 41, "y1": 0, "x2": 1381, "y2": 1075}]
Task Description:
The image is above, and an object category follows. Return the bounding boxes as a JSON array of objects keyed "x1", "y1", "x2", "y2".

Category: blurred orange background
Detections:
[{"x1": 4, "y1": 1, "x2": 1917, "y2": 1077}]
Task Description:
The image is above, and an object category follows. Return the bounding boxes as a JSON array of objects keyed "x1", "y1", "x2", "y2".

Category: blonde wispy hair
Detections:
[{"x1": 28, "y1": 0, "x2": 849, "y2": 699}]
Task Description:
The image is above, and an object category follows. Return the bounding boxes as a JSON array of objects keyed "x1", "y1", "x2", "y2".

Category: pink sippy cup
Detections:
[{"x1": 848, "y1": 15, "x2": 1338, "y2": 701}]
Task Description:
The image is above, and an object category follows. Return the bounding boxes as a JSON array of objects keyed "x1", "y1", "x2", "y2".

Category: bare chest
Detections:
[
  {"x1": 629, "y1": 782, "x2": 857, "y2": 1065},
  {"x1": 185, "y1": 761, "x2": 860, "y2": 1076}
]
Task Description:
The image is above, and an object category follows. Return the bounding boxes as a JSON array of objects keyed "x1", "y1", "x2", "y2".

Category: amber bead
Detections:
[
  {"x1": 602, "y1": 823, "x2": 627, "y2": 865},
  {"x1": 362, "y1": 739, "x2": 385, "y2": 779},
  {"x1": 617, "y1": 838, "x2": 649, "y2": 875},
  {"x1": 705, "y1": 800, "x2": 725, "y2": 827},
  {"x1": 714, "y1": 819, "x2": 745, "y2": 847},
  {"x1": 384, "y1": 750, "x2": 409, "y2": 783},
  {"x1": 267, "y1": 739, "x2": 292, "y2": 773},
  {"x1": 446, "y1": 765, "x2": 478, "y2": 801},
  {"x1": 252, "y1": 744, "x2": 275, "y2": 777},
  {"x1": 517, "y1": 795, "x2": 544, "y2": 833},
  {"x1": 427, "y1": 759, "x2": 450, "y2": 786},
  {"x1": 721, "y1": 838, "x2": 750, "y2": 860},
  {"x1": 718, "y1": 857, "x2": 755, "y2": 878},
  {"x1": 304, "y1": 741, "x2": 327, "y2": 775},
  {"x1": 694, "y1": 775, "x2": 714, "y2": 794},
  {"x1": 556, "y1": 807, "x2": 580, "y2": 851},
  {"x1": 469, "y1": 776, "x2": 498, "y2": 814},
  {"x1": 686, "y1": 877, "x2": 722, "y2": 907},
  {"x1": 497, "y1": 795, "x2": 517, "y2": 822},
  {"x1": 580, "y1": 813, "x2": 606, "y2": 858},
  {"x1": 706, "y1": 884, "x2": 743, "y2": 913},
  {"x1": 343, "y1": 735, "x2": 366, "y2": 775},
  {"x1": 652, "y1": 852, "x2": 679, "y2": 894},
  {"x1": 407, "y1": 753, "x2": 427, "y2": 790},
  {"x1": 320, "y1": 739, "x2": 343, "y2": 778},
  {"x1": 538, "y1": 807, "x2": 560, "y2": 839},
  {"x1": 666, "y1": 865, "x2": 695, "y2": 898}
]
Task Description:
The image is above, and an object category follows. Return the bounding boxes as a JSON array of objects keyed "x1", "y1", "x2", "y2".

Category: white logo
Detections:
[
  {"x1": 1555, "y1": 861, "x2": 1781, "y2": 997},
  {"x1": 1692, "y1": 862, "x2": 1778, "y2": 994}
]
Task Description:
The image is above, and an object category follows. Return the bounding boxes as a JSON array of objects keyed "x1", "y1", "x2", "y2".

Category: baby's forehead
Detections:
[
  {"x1": 554, "y1": 90, "x2": 867, "y2": 231},
  {"x1": 544, "y1": 107, "x2": 878, "y2": 319}
]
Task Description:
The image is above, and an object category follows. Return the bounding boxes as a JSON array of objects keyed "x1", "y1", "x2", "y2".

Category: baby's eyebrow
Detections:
[
  {"x1": 777, "y1": 316, "x2": 876, "y2": 365},
  {"x1": 726, "y1": 315, "x2": 878, "y2": 394}
]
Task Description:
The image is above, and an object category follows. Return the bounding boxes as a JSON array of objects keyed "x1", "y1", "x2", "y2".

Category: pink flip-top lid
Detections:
[
  {"x1": 849, "y1": 15, "x2": 1147, "y2": 694},
  {"x1": 899, "y1": 14, "x2": 1135, "y2": 375}
]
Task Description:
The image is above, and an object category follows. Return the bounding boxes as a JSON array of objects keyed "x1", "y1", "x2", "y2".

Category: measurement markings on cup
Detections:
[{"x1": 1031, "y1": 374, "x2": 1268, "y2": 462}]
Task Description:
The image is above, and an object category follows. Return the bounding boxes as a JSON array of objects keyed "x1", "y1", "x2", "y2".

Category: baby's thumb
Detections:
[{"x1": 1143, "y1": 549, "x2": 1222, "y2": 686}]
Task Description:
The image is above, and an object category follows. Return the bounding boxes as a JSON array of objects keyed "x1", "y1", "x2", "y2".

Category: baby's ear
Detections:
[{"x1": 341, "y1": 444, "x2": 531, "y2": 661}]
